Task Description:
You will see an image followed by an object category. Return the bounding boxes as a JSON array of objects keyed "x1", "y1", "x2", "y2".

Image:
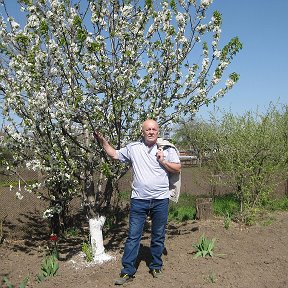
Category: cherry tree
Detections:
[{"x1": 0, "y1": 0, "x2": 242, "y2": 263}]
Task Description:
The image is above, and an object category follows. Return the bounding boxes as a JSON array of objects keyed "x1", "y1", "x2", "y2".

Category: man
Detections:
[{"x1": 94, "y1": 119, "x2": 181, "y2": 285}]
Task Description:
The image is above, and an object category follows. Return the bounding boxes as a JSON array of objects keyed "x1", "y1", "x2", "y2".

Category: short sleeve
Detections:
[
  {"x1": 116, "y1": 145, "x2": 131, "y2": 163},
  {"x1": 167, "y1": 147, "x2": 180, "y2": 163}
]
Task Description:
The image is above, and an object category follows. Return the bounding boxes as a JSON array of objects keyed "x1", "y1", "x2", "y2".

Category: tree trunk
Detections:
[
  {"x1": 89, "y1": 216, "x2": 114, "y2": 264},
  {"x1": 196, "y1": 198, "x2": 213, "y2": 220}
]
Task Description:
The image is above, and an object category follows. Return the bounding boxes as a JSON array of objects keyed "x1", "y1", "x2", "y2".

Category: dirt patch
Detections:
[{"x1": 1, "y1": 211, "x2": 288, "y2": 288}]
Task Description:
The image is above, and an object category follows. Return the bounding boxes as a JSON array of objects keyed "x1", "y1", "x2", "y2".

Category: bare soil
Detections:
[{"x1": 1, "y1": 167, "x2": 288, "y2": 288}]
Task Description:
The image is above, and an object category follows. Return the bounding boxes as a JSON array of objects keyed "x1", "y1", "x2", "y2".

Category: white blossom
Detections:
[
  {"x1": 201, "y1": 0, "x2": 213, "y2": 8},
  {"x1": 16, "y1": 191, "x2": 24, "y2": 200},
  {"x1": 219, "y1": 61, "x2": 229, "y2": 69},
  {"x1": 212, "y1": 40, "x2": 218, "y2": 48},
  {"x1": 196, "y1": 24, "x2": 207, "y2": 34},
  {"x1": 46, "y1": 11, "x2": 53, "y2": 19},
  {"x1": 225, "y1": 78, "x2": 235, "y2": 88},
  {"x1": 10, "y1": 19, "x2": 20, "y2": 30},
  {"x1": 121, "y1": 5, "x2": 133, "y2": 17},
  {"x1": 213, "y1": 50, "x2": 221, "y2": 58},
  {"x1": 43, "y1": 204, "x2": 62, "y2": 219},
  {"x1": 27, "y1": 14, "x2": 40, "y2": 28},
  {"x1": 212, "y1": 74, "x2": 221, "y2": 85},
  {"x1": 176, "y1": 12, "x2": 186, "y2": 26},
  {"x1": 202, "y1": 57, "x2": 209, "y2": 69}
]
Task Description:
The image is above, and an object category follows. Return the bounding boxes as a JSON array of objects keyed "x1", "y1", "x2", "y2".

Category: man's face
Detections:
[{"x1": 141, "y1": 120, "x2": 159, "y2": 146}]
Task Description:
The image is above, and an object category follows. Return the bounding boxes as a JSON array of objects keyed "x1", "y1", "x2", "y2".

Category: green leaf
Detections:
[
  {"x1": 39, "y1": 20, "x2": 48, "y2": 35},
  {"x1": 73, "y1": 15, "x2": 82, "y2": 27}
]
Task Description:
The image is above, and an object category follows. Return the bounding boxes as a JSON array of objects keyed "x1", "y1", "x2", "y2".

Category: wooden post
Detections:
[{"x1": 196, "y1": 197, "x2": 213, "y2": 220}]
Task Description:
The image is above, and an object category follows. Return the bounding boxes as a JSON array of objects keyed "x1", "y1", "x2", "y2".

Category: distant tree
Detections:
[
  {"x1": 276, "y1": 105, "x2": 288, "y2": 196},
  {"x1": 208, "y1": 106, "x2": 287, "y2": 222},
  {"x1": 174, "y1": 116, "x2": 218, "y2": 166},
  {"x1": 0, "y1": 0, "x2": 242, "y2": 262}
]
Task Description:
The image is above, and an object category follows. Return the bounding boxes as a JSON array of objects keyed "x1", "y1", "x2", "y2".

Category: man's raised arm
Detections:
[{"x1": 93, "y1": 131, "x2": 118, "y2": 160}]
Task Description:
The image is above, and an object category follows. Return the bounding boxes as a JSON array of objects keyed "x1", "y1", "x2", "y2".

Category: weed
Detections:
[
  {"x1": 207, "y1": 271, "x2": 217, "y2": 283},
  {"x1": 64, "y1": 227, "x2": 80, "y2": 238},
  {"x1": 223, "y1": 211, "x2": 231, "y2": 230},
  {"x1": 261, "y1": 218, "x2": 274, "y2": 226},
  {"x1": 82, "y1": 241, "x2": 93, "y2": 262},
  {"x1": 105, "y1": 215, "x2": 117, "y2": 230},
  {"x1": 193, "y1": 234, "x2": 216, "y2": 258},
  {"x1": 2, "y1": 276, "x2": 29, "y2": 288}
]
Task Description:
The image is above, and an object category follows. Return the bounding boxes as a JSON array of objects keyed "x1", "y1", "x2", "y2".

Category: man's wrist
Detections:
[{"x1": 162, "y1": 160, "x2": 168, "y2": 165}]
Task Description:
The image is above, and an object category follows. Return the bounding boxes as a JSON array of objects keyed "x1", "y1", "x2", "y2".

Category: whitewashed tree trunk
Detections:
[{"x1": 89, "y1": 216, "x2": 114, "y2": 264}]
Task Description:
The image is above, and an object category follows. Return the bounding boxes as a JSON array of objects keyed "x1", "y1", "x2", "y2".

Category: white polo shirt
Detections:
[{"x1": 116, "y1": 141, "x2": 180, "y2": 200}]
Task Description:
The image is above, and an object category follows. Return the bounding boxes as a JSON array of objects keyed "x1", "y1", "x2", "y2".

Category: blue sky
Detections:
[{"x1": 198, "y1": 0, "x2": 288, "y2": 119}]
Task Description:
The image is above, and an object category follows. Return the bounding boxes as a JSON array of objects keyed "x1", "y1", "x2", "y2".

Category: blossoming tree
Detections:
[{"x1": 0, "y1": 0, "x2": 242, "y2": 263}]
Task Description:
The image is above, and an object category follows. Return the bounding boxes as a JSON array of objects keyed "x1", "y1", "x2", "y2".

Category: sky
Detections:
[
  {"x1": 1, "y1": 0, "x2": 287, "y2": 122},
  {"x1": 198, "y1": 0, "x2": 288, "y2": 119}
]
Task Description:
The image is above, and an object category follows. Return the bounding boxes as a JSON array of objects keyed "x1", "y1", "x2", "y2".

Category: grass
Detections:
[
  {"x1": 264, "y1": 196, "x2": 288, "y2": 211},
  {"x1": 169, "y1": 192, "x2": 240, "y2": 223},
  {"x1": 169, "y1": 193, "x2": 196, "y2": 222},
  {"x1": 0, "y1": 179, "x2": 38, "y2": 188},
  {"x1": 168, "y1": 193, "x2": 288, "y2": 224},
  {"x1": 223, "y1": 212, "x2": 232, "y2": 229},
  {"x1": 213, "y1": 193, "x2": 240, "y2": 217}
]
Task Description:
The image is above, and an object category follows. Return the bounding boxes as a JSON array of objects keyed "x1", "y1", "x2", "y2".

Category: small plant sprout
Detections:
[
  {"x1": 193, "y1": 234, "x2": 216, "y2": 258},
  {"x1": 207, "y1": 271, "x2": 217, "y2": 283},
  {"x1": 2, "y1": 276, "x2": 29, "y2": 288},
  {"x1": 82, "y1": 241, "x2": 93, "y2": 263},
  {"x1": 224, "y1": 211, "x2": 232, "y2": 230}
]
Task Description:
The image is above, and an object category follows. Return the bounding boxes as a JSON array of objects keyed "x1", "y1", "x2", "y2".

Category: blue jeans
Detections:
[{"x1": 121, "y1": 198, "x2": 169, "y2": 276}]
